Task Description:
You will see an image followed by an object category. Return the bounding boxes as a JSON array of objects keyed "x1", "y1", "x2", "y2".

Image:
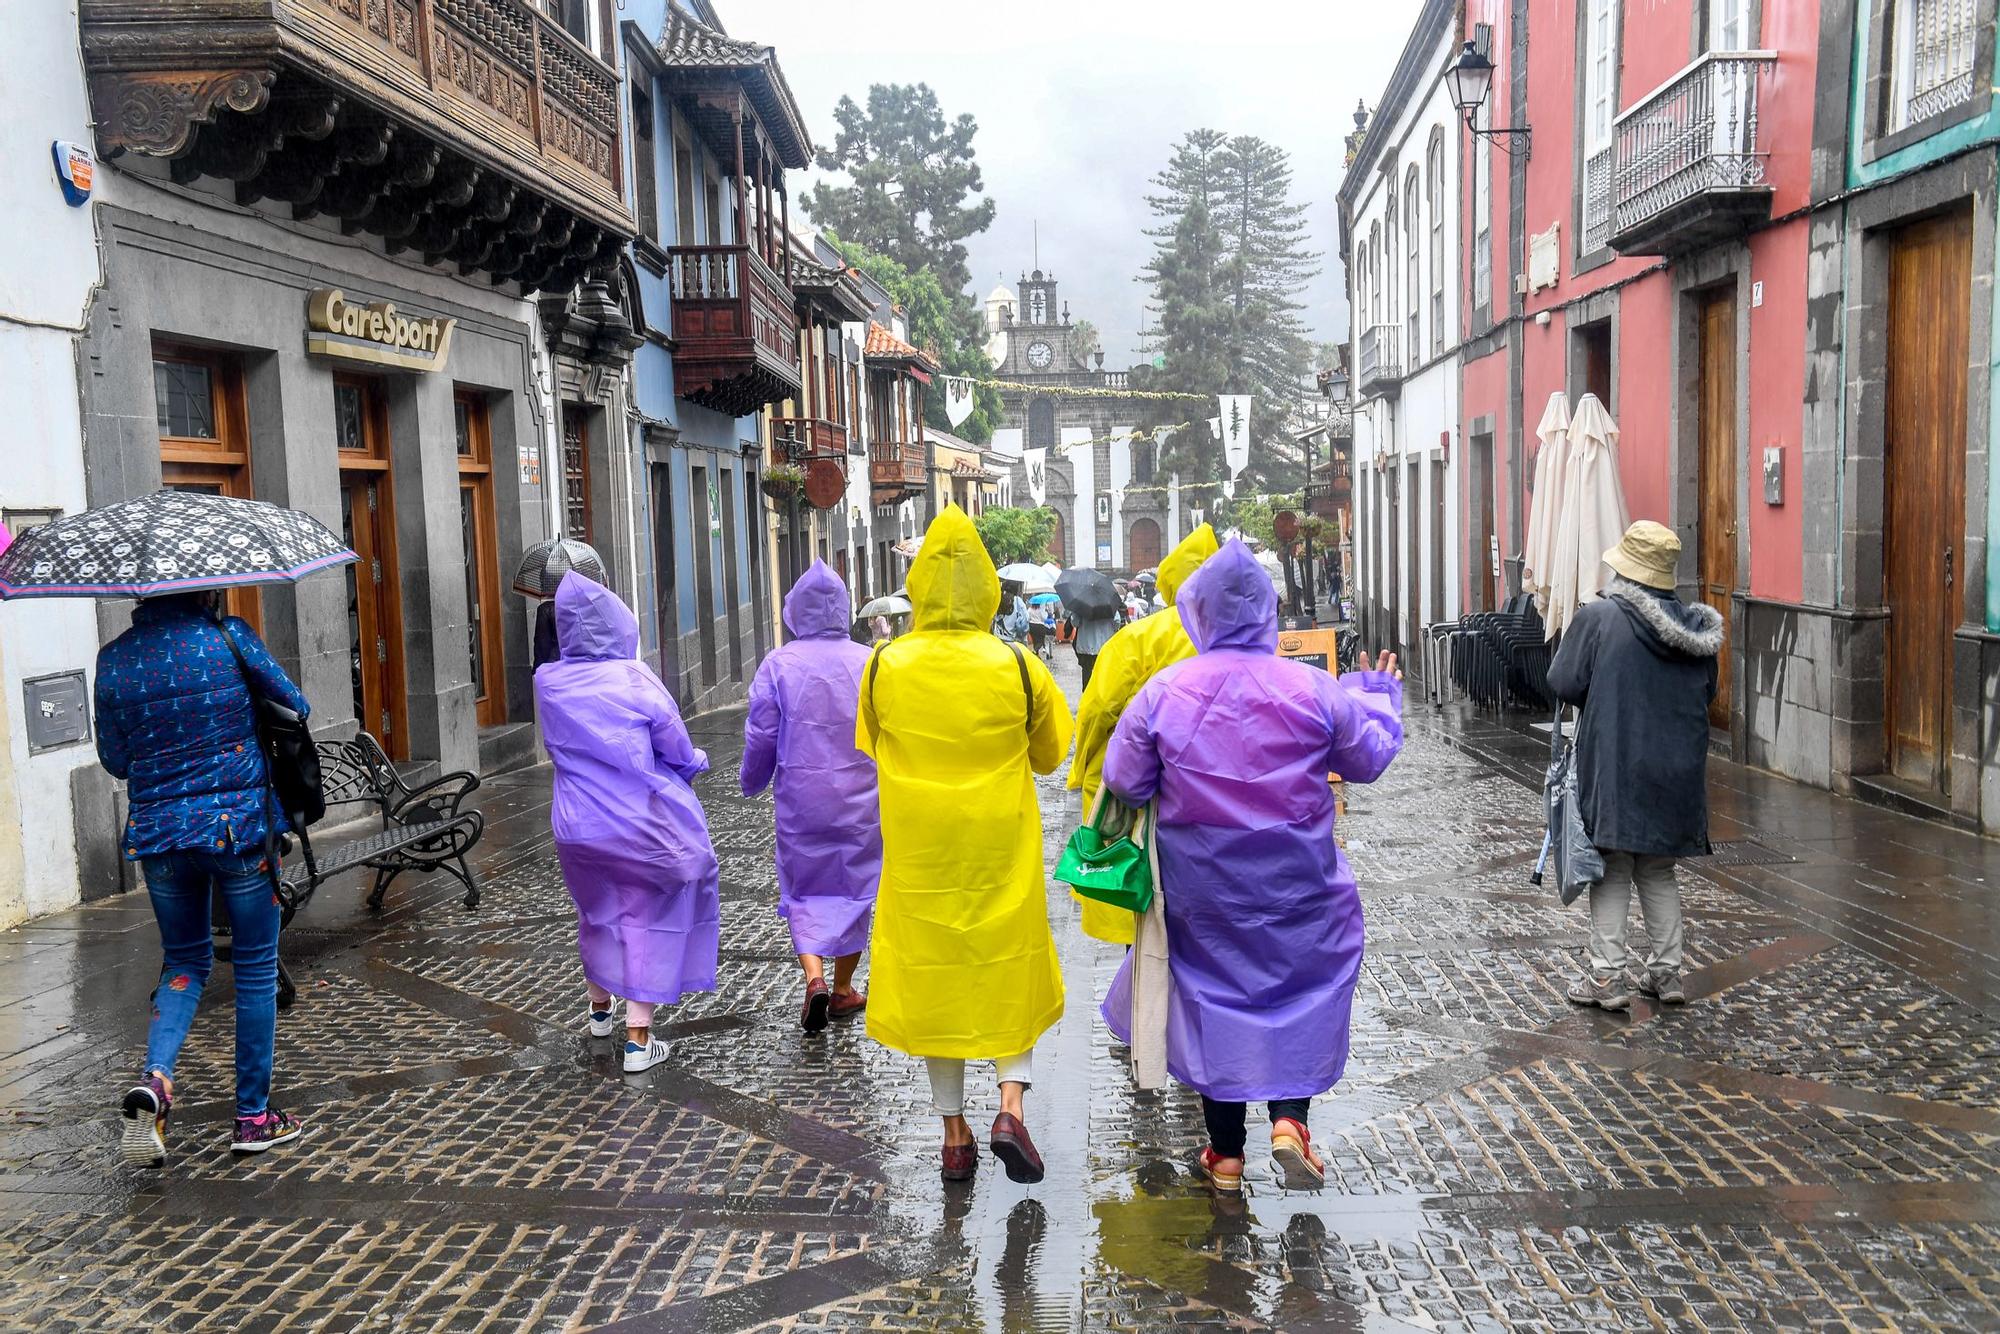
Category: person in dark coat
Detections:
[
  {"x1": 1548, "y1": 520, "x2": 1722, "y2": 1012},
  {"x1": 95, "y1": 591, "x2": 312, "y2": 1166}
]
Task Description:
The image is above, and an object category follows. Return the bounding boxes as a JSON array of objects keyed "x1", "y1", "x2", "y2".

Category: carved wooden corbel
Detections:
[{"x1": 90, "y1": 68, "x2": 275, "y2": 158}]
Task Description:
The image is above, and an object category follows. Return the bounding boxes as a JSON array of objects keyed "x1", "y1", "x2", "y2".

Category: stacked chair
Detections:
[{"x1": 1430, "y1": 595, "x2": 1553, "y2": 712}]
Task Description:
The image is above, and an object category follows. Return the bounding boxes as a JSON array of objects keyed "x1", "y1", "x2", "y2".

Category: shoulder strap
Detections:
[
  {"x1": 212, "y1": 617, "x2": 288, "y2": 887},
  {"x1": 1005, "y1": 640, "x2": 1034, "y2": 735}
]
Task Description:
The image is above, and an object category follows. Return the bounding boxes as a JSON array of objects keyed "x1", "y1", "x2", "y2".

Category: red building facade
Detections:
[{"x1": 1457, "y1": 0, "x2": 1819, "y2": 751}]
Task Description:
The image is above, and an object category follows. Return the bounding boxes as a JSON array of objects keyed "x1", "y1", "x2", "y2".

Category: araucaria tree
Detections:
[
  {"x1": 809, "y1": 83, "x2": 1003, "y2": 442},
  {"x1": 806, "y1": 84, "x2": 995, "y2": 296},
  {"x1": 1142, "y1": 129, "x2": 1319, "y2": 491}
]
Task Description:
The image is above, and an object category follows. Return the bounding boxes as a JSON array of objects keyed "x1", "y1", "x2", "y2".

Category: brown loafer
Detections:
[
  {"x1": 989, "y1": 1113, "x2": 1044, "y2": 1184},
  {"x1": 941, "y1": 1140, "x2": 978, "y2": 1181},
  {"x1": 829, "y1": 989, "x2": 867, "y2": 1020},
  {"x1": 801, "y1": 977, "x2": 831, "y2": 1034}
]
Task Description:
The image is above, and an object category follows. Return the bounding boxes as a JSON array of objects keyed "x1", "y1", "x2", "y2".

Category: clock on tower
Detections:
[{"x1": 1026, "y1": 340, "x2": 1054, "y2": 369}]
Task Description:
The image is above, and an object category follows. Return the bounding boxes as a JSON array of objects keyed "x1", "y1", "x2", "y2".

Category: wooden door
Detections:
[
  {"x1": 454, "y1": 393, "x2": 505, "y2": 728},
  {"x1": 1885, "y1": 207, "x2": 1973, "y2": 788},
  {"x1": 1128, "y1": 517, "x2": 1162, "y2": 571},
  {"x1": 335, "y1": 375, "x2": 406, "y2": 759},
  {"x1": 1697, "y1": 288, "x2": 1738, "y2": 730},
  {"x1": 691, "y1": 464, "x2": 718, "y2": 686},
  {"x1": 560, "y1": 409, "x2": 592, "y2": 542},
  {"x1": 1384, "y1": 468, "x2": 1400, "y2": 650},
  {"x1": 1472, "y1": 434, "x2": 1496, "y2": 613},
  {"x1": 1430, "y1": 459, "x2": 1447, "y2": 622},
  {"x1": 1406, "y1": 459, "x2": 1422, "y2": 651}
]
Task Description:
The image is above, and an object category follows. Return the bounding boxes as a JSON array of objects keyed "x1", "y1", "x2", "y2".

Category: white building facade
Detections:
[
  {"x1": 0, "y1": 4, "x2": 104, "y2": 926},
  {"x1": 1339, "y1": 0, "x2": 1465, "y2": 670}
]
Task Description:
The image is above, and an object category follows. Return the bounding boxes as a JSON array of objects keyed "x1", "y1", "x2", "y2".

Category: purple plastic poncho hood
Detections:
[
  {"x1": 534, "y1": 572, "x2": 719, "y2": 1005},
  {"x1": 1100, "y1": 540, "x2": 1405, "y2": 1101},
  {"x1": 742, "y1": 561, "x2": 881, "y2": 956}
]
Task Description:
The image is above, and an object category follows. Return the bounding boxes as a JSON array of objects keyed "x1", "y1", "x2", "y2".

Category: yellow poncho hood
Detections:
[
  {"x1": 1066, "y1": 523, "x2": 1219, "y2": 944},
  {"x1": 907, "y1": 506, "x2": 1001, "y2": 633}
]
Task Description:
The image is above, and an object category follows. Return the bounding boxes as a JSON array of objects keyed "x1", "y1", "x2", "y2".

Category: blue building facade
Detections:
[{"x1": 611, "y1": 0, "x2": 810, "y2": 710}]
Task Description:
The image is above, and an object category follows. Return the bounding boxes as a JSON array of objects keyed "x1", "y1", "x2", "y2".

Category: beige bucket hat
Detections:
[{"x1": 1602, "y1": 520, "x2": 1680, "y2": 591}]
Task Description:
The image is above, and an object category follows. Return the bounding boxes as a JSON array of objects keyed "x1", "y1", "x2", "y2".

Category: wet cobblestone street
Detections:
[{"x1": 3, "y1": 658, "x2": 2000, "y2": 1331}]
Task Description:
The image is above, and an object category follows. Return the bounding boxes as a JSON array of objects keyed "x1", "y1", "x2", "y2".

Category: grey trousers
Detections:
[{"x1": 1587, "y1": 851, "x2": 1684, "y2": 975}]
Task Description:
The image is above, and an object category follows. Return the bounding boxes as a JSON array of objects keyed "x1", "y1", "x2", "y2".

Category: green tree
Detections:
[
  {"x1": 833, "y1": 236, "x2": 1004, "y2": 443},
  {"x1": 973, "y1": 506, "x2": 1059, "y2": 565},
  {"x1": 1141, "y1": 130, "x2": 1320, "y2": 491},
  {"x1": 806, "y1": 84, "x2": 995, "y2": 296},
  {"x1": 1071, "y1": 319, "x2": 1102, "y2": 364}
]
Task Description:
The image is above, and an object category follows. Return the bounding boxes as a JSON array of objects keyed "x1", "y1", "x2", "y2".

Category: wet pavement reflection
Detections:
[{"x1": 0, "y1": 658, "x2": 1998, "y2": 1330}]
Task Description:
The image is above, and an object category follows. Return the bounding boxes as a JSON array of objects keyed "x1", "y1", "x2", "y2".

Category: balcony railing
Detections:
[
  {"x1": 1906, "y1": 0, "x2": 1980, "y2": 124},
  {"x1": 869, "y1": 441, "x2": 928, "y2": 494},
  {"x1": 79, "y1": 0, "x2": 633, "y2": 288},
  {"x1": 668, "y1": 244, "x2": 802, "y2": 416},
  {"x1": 1103, "y1": 371, "x2": 1130, "y2": 389},
  {"x1": 1610, "y1": 51, "x2": 1777, "y2": 256},
  {"x1": 1582, "y1": 147, "x2": 1615, "y2": 253},
  {"x1": 1356, "y1": 325, "x2": 1404, "y2": 397},
  {"x1": 772, "y1": 416, "x2": 849, "y2": 462}
]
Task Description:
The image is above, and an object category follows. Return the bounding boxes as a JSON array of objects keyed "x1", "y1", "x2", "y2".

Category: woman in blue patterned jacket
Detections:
[{"x1": 94, "y1": 590, "x2": 311, "y2": 1166}]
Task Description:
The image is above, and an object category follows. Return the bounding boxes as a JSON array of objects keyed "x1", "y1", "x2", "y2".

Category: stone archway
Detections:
[{"x1": 1047, "y1": 508, "x2": 1066, "y2": 565}]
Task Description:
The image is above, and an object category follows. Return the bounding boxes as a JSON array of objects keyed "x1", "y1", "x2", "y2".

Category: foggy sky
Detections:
[{"x1": 719, "y1": 0, "x2": 1419, "y2": 369}]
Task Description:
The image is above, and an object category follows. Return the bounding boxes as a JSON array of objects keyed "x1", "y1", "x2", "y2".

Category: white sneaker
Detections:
[
  {"x1": 585, "y1": 1008, "x2": 618, "y2": 1039},
  {"x1": 623, "y1": 1036, "x2": 672, "y2": 1073}
]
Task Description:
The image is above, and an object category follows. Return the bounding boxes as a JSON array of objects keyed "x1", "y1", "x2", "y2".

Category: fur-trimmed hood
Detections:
[{"x1": 1607, "y1": 576, "x2": 1724, "y2": 660}]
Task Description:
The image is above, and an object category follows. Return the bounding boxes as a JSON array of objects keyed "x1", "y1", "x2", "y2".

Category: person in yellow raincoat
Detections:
[
  {"x1": 1066, "y1": 523, "x2": 1220, "y2": 945},
  {"x1": 857, "y1": 506, "x2": 1074, "y2": 1185}
]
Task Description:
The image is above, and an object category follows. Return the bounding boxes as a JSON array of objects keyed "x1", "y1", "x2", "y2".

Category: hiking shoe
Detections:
[
  {"x1": 623, "y1": 1036, "x2": 673, "y2": 1073},
  {"x1": 1638, "y1": 969, "x2": 1687, "y2": 1004},
  {"x1": 120, "y1": 1074, "x2": 172, "y2": 1168},
  {"x1": 1566, "y1": 973, "x2": 1634, "y2": 1012},
  {"x1": 231, "y1": 1107, "x2": 304, "y2": 1155},
  {"x1": 585, "y1": 1007, "x2": 618, "y2": 1039}
]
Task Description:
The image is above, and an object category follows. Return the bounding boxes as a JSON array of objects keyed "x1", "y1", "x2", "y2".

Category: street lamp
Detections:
[{"x1": 1447, "y1": 41, "x2": 1531, "y2": 155}]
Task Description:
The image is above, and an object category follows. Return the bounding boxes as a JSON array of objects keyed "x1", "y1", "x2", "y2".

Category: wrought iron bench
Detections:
[{"x1": 253, "y1": 733, "x2": 483, "y2": 1008}]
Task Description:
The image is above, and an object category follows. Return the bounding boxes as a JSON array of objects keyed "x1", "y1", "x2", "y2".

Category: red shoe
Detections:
[
  {"x1": 1198, "y1": 1146, "x2": 1245, "y2": 1194},
  {"x1": 801, "y1": 977, "x2": 831, "y2": 1033},
  {"x1": 829, "y1": 989, "x2": 867, "y2": 1021},
  {"x1": 941, "y1": 1140, "x2": 979, "y2": 1181},
  {"x1": 989, "y1": 1112, "x2": 1045, "y2": 1184},
  {"x1": 1270, "y1": 1118, "x2": 1324, "y2": 1190}
]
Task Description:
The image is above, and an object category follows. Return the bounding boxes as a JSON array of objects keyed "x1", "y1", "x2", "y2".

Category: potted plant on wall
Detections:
[{"x1": 760, "y1": 463, "x2": 805, "y2": 502}]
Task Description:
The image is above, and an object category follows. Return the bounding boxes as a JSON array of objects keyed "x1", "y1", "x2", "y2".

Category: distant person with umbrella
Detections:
[
  {"x1": 0, "y1": 489, "x2": 356, "y2": 1166},
  {"x1": 1067, "y1": 524, "x2": 1218, "y2": 945},
  {"x1": 515, "y1": 538, "x2": 608, "y2": 669},
  {"x1": 741, "y1": 561, "x2": 881, "y2": 1032},
  {"x1": 1055, "y1": 566, "x2": 1122, "y2": 690}
]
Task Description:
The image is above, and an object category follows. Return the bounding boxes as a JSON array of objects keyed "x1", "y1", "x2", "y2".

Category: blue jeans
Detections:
[{"x1": 140, "y1": 848, "x2": 280, "y2": 1118}]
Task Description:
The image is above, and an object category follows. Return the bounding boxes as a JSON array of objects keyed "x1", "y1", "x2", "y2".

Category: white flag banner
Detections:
[
  {"x1": 1189, "y1": 507, "x2": 1205, "y2": 527},
  {"x1": 1217, "y1": 395, "x2": 1252, "y2": 477},
  {"x1": 943, "y1": 376, "x2": 976, "y2": 428},
  {"x1": 1025, "y1": 447, "x2": 1048, "y2": 506},
  {"x1": 1221, "y1": 478, "x2": 1237, "y2": 500},
  {"x1": 1154, "y1": 424, "x2": 1177, "y2": 451}
]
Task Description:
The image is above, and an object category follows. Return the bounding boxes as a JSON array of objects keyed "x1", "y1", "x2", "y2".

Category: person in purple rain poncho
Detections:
[
  {"x1": 534, "y1": 572, "x2": 720, "y2": 1074},
  {"x1": 741, "y1": 561, "x2": 882, "y2": 1033},
  {"x1": 1100, "y1": 539, "x2": 1404, "y2": 1194}
]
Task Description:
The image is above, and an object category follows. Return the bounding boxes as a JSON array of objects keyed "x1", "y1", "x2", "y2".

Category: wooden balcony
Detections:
[
  {"x1": 668, "y1": 244, "x2": 801, "y2": 416},
  {"x1": 869, "y1": 441, "x2": 927, "y2": 498},
  {"x1": 79, "y1": 0, "x2": 634, "y2": 291},
  {"x1": 1609, "y1": 51, "x2": 1777, "y2": 257},
  {"x1": 772, "y1": 416, "x2": 849, "y2": 462}
]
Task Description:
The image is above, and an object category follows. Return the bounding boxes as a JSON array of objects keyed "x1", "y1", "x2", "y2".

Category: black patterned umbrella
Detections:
[
  {"x1": 0, "y1": 490, "x2": 354, "y2": 600},
  {"x1": 512, "y1": 538, "x2": 606, "y2": 597}
]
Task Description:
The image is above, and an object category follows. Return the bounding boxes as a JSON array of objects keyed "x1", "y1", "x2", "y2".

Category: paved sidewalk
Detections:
[{"x1": 0, "y1": 660, "x2": 1998, "y2": 1331}]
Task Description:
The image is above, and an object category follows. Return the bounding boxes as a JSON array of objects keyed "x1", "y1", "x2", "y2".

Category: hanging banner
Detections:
[
  {"x1": 943, "y1": 376, "x2": 976, "y2": 428},
  {"x1": 1025, "y1": 447, "x2": 1048, "y2": 506},
  {"x1": 1217, "y1": 395, "x2": 1252, "y2": 478},
  {"x1": 1154, "y1": 424, "x2": 1177, "y2": 453},
  {"x1": 1221, "y1": 478, "x2": 1236, "y2": 500}
]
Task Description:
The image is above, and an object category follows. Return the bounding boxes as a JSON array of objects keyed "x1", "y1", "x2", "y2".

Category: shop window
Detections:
[
  {"x1": 455, "y1": 392, "x2": 507, "y2": 727},
  {"x1": 673, "y1": 137, "x2": 697, "y2": 244},
  {"x1": 153, "y1": 344, "x2": 260, "y2": 630},
  {"x1": 1028, "y1": 397, "x2": 1055, "y2": 449}
]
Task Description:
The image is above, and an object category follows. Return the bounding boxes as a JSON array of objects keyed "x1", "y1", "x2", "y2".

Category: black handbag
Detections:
[{"x1": 217, "y1": 619, "x2": 324, "y2": 880}]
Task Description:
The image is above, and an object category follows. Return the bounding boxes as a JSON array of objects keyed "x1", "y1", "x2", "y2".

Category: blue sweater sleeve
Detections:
[{"x1": 220, "y1": 617, "x2": 310, "y2": 718}]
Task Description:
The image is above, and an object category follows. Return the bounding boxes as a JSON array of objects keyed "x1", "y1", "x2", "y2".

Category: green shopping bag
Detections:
[{"x1": 1055, "y1": 789, "x2": 1155, "y2": 913}]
